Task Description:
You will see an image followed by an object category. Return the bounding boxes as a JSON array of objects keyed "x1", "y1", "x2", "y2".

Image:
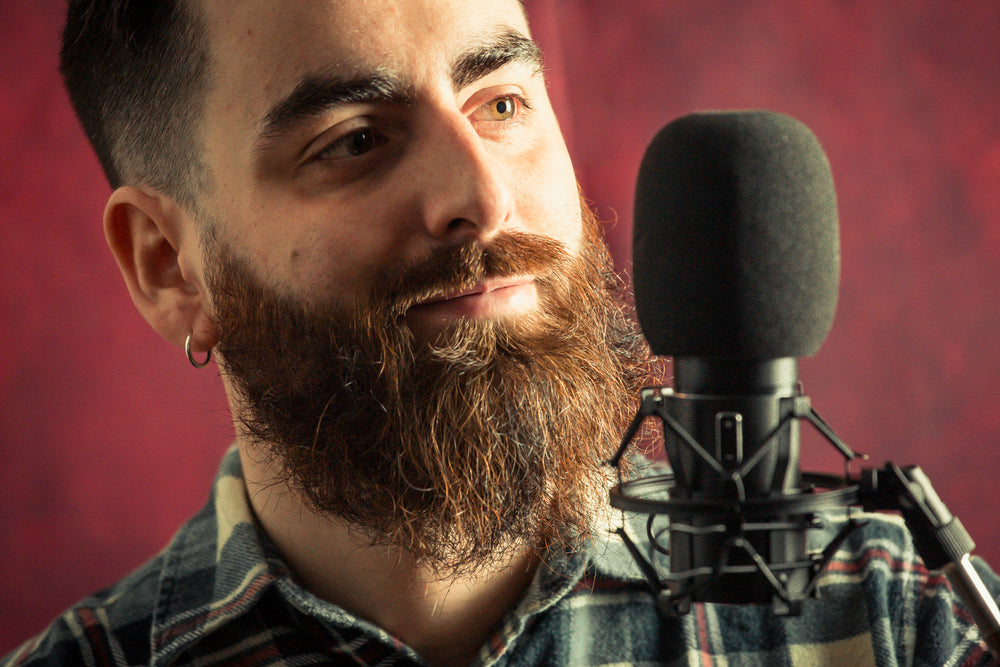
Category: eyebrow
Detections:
[
  {"x1": 451, "y1": 28, "x2": 545, "y2": 92},
  {"x1": 256, "y1": 74, "x2": 414, "y2": 148},
  {"x1": 254, "y1": 27, "x2": 544, "y2": 151}
]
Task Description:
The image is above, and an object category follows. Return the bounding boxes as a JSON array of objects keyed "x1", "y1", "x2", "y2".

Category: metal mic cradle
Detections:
[{"x1": 608, "y1": 384, "x2": 1000, "y2": 660}]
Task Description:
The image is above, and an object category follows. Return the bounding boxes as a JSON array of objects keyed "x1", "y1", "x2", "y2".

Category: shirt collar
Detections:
[
  {"x1": 149, "y1": 445, "x2": 285, "y2": 664},
  {"x1": 147, "y1": 445, "x2": 631, "y2": 666}
]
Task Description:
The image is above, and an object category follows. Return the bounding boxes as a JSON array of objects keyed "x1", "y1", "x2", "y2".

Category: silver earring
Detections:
[{"x1": 185, "y1": 333, "x2": 212, "y2": 369}]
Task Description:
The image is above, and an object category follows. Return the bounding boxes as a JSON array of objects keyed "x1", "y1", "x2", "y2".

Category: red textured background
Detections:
[{"x1": 3, "y1": 0, "x2": 1000, "y2": 652}]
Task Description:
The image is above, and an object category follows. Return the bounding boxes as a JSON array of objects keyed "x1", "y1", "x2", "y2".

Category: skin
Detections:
[{"x1": 102, "y1": 0, "x2": 584, "y2": 664}]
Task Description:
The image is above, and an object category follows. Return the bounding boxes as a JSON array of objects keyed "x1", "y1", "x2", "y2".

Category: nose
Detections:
[{"x1": 414, "y1": 112, "x2": 513, "y2": 243}]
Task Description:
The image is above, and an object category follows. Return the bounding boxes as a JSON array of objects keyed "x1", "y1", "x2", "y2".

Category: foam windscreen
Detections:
[{"x1": 633, "y1": 110, "x2": 840, "y2": 359}]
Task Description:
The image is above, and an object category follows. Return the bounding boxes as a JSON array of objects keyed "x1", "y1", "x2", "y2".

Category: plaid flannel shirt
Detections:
[{"x1": 4, "y1": 446, "x2": 997, "y2": 666}]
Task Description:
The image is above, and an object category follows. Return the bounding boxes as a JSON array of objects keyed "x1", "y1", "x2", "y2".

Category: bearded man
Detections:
[{"x1": 5, "y1": 0, "x2": 998, "y2": 665}]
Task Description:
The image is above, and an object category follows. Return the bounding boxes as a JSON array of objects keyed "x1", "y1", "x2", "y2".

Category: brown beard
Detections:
[{"x1": 206, "y1": 205, "x2": 652, "y2": 573}]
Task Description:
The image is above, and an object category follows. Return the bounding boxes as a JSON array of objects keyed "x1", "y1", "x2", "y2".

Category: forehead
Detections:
[{"x1": 198, "y1": 0, "x2": 531, "y2": 125}]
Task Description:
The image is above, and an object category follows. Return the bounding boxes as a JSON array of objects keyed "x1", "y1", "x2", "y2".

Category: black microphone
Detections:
[
  {"x1": 610, "y1": 111, "x2": 1000, "y2": 658},
  {"x1": 611, "y1": 110, "x2": 850, "y2": 615}
]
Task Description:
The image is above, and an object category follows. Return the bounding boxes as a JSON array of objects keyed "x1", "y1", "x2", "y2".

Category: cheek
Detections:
[
  {"x1": 274, "y1": 221, "x2": 397, "y2": 305},
  {"x1": 512, "y1": 137, "x2": 583, "y2": 251},
  {"x1": 207, "y1": 193, "x2": 386, "y2": 307}
]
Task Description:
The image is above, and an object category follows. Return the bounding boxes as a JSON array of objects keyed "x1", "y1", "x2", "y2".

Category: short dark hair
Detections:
[{"x1": 59, "y1": 0, "x2": 210, "y2": 208}]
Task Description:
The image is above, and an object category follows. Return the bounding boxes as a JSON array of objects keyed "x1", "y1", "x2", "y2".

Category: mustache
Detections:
[{"x1": 372, "y1": 231, "x2": 570, "y2": 317}]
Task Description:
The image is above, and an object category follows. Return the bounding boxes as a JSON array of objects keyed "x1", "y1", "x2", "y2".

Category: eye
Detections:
[
  {"x1": 487, "y1": 96, "x2": 517, "y2": 120},
  {"x1": 472, "y1": 95, "x2": 523, "y2": 122},
  {"x1": 314, "y1": 127, "x2": 385, "y2": 162},
  {"x1": 343, "y1": 129, "x2": 377, "y2": 155}
]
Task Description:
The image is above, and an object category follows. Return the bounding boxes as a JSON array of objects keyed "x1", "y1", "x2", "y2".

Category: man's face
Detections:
[
  {"x1": 186, "y1": 0, "x2": 651, "y2": 571},
  {"x1": 195, "y1": 0, "x2": 583, "y2": 342}
]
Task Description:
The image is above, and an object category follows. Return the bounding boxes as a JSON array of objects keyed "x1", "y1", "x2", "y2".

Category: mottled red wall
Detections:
[{"x1": 3, "y1": 0, "x2": 1000, "y2": 653}]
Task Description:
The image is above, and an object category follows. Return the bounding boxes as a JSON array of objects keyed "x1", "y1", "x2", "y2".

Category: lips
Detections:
[
  {"x1": 404, "y1": 275, "x2": 540, "y2": 339},
  {"x1": 417, "y1": 276, "x2": 536, "y2": 306}
]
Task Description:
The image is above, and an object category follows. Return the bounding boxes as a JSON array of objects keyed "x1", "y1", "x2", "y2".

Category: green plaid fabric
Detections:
[{"x1": 4, "y1": 446, "x2": 997, "y2": 666}]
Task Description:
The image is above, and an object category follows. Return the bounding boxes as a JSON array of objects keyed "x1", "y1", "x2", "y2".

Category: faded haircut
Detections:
[{"x1": 59, "y1": 0, "x2": 211, "y2": 209}]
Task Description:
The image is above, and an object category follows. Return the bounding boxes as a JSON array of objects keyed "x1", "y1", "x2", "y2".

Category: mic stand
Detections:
[{"x1": 860, "y1": 463, "x2": 1000, "y2": 661}]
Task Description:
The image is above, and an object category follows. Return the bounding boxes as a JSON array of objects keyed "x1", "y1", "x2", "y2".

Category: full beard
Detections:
[{"x1": 206, "y1": 206, "x2": 653, "y2": 574}]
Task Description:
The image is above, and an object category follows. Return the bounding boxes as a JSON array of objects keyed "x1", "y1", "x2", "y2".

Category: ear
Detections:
[{"x1": 104, "y1": 186, "x2": 218, "y2": 357}]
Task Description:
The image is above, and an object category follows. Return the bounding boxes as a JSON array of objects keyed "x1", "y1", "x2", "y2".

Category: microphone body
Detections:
[{"x1": 663, "y1": 357, "x2": 806, "y2": 610}]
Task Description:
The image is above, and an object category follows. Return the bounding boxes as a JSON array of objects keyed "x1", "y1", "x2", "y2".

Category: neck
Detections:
[{"x1": 238, "y1": 444, "x2": 539, "y2": 667}]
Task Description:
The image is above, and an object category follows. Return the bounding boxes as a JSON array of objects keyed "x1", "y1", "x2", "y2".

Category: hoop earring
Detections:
[{"x1": 185, "y1": 334, "x2": 212, "y2": 369}]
